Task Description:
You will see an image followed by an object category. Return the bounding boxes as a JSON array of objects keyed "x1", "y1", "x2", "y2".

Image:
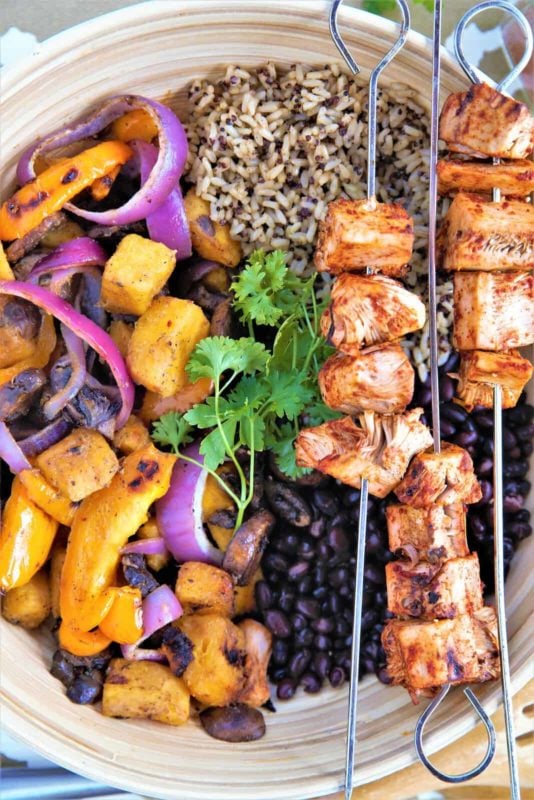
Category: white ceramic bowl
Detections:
[{"x1": 1, "y1": 2, "x2": 532, "y2": 799}]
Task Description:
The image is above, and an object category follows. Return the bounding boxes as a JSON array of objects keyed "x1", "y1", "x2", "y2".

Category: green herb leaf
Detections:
[
  {"x1": 186, "y1": 336, "x2": 269, "y2": 382},
  {"x1": 199, "y1": 418, "x2": 238, "y2": 471},
  {"x1": 265, "y1": 371, "x2": 314, "y2": 421},
  {"x1": 151, "y1": 412, "x2": 193, "y2": 453},
  {"x1": 268, "y1": 422, "x2": 310, "y2": 480},
  {"x1": 362, "y1": 0, "x2": 397, "y2": 14}
]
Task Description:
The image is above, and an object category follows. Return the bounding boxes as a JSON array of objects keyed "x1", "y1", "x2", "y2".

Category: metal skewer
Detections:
[
  {"x1": 329, "y1": 3, "x2": 410, "y2": 797},
  {"x1": 415, "y1": 1, "x2": 533, "y2": 793}
]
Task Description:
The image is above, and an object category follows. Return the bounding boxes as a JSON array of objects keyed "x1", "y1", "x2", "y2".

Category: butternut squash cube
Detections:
[
  {"x1": 176, "y1": 561, "x2": 234, "y2": 617},
  {"x1": 127, "y1": 296, "x2": 210, "y2": 397},
  {"x1": 36, "y1": 428, "x2": 119, "y2": 502},
  {"x1": 50, "y1": 545, "x2": 67, "y2": 619},
  {"x1": 137, "y1": 517, "x2": 170, "y2": 572},
  {"x1": 2, "y1": 569, "x2": 51, "y2": 629},
  {"x1": 178, "y1": 613, "x2": 246, "y2": 706},
  {"x1": 184, "y1": 189, "x2": 242, "y2": 268},
  {"x1": 0, "y1": 242, "x2": 14, "y2": 279},
  {"x1": 112, "y1": 414, "x2": 150, "y2": 455},
  {"x1": 108, "y1": 319, "x2": 133, "y2": 358},
  {"x1": 101, "y1": 234, "x2": 176, "y2": 316},
  {"x1": 102, "y1": 659, "x2": 190, "y2": 726}
]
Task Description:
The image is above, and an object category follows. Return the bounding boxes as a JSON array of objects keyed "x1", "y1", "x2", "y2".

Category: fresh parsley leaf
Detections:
[
  {"x1": 304, "y1": 399, "x2": 342, "y2": 428},
  {"x1": 268, "y1": 422, "x2": 311, "y2": 480},
  {"x1": 240, "y1": 411, "x2": 266, "y2": 453},
  {"x1": 186, "y1": 336, "x2": 268, "y2": 382},
  {"x1": 264, "y1": 371, "x2": 314, "y2": 421},
  {"x1": 151, "y1": 412, "x2": 193, "y2": 453},
  {"x1": 199, "y1": 418, "x2": 238, "y2": 471},
  {"x1": 226, "y1": 375, "x2": 267, "y2": 412}
]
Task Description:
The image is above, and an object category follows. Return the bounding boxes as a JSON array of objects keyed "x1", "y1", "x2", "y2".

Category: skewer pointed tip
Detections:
[{"x1": 344, "y1": 782, "x2": 353, "y2": 800}]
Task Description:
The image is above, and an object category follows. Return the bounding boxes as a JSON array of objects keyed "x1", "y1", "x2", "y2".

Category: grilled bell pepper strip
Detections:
[
  {"x1": 18, "y1": 468, "x2": 79, "y2": 526},
  {"x1": 98, "y1": 586, "x2": 143, "y2": 644},
  {"x1": 90, "y1": 165, "x2": 121, "y2": 202},
  {"x1": 0, "y1": 477, "x2": 58, "y2": 593},
  {"x1": 0, "y1": 243, "x2": 14, "y2": 279},
  {"x1": 0, "y1": 140, "x2": 133, "y2": 241},
  {"x1": 60, "y1": 443, "x2": 175, "y2": 633},
  {"x1": 0, "y1": 314, "x2": 56, "y2": 387},
  {"x1": 111, "y1": 109, "x2": 159, "y2": 143},
  {"x1": 59, "y1": 620, "x2": 112, "y2": 657}
]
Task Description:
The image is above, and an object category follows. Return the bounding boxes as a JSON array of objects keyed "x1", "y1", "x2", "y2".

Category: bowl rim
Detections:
[{"x1": 0, "y1": 2, "x2": 532, "y2": 798}]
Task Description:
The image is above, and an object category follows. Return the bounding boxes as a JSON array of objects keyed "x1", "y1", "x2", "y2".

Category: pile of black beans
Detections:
[{"x1": 258, "y1": 353, "x2": 533, "y2": 700}]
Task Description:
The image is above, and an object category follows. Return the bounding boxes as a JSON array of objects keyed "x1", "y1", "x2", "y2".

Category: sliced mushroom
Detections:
[
  {"x1": 264, "y1": 479, "x2": 312, "y2": 527},
  {"x1": 200, "y1": 704, "x2": 266, "y2": 742},
  {"x1": 5, "y1": 212, "x2": 67, "y2": 263},
  {"x1": 222, "y1": 509, "x2": 275, "y2": 586},
  {"x1": 121, "y1": 553, "x2": 159, "y2": 598},
  {"x1": 160, "y1": 626, "x2": 194, "y2": 677},
  {"x1": 210, "y1": 298, "x2": 233, "y2": 337},
  {"x1": 66, "y1": 385, "x2": 121, "y2": 435},
  {"x1": 0, "y1": 369, "x2": 46, "y2": 422}
]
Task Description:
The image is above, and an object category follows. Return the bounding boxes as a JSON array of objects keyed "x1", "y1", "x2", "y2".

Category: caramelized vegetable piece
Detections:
[
  {"x1": 90, "y1": 165, "x2": 121, "y2": 202},
  {"x1": 0, "y1": 141, "x2": 133, "y2": 241},
  {"x1": 18, "y1": 469, "x2": 79, "y2": 526},
  {"x1": 386, "y1": 553, "x2": 483, "y2": 620},
  {"x1": 0, "y1": 295, "x2": 41, "y2": 369},
  {"x1": 111, "y1": 109, "x2": 159, "y2": 143},
  {"x1": 395, "y1": 443, "x2": 481, "y2": 508},
  {"x1": 455, "y1": 349, "x2": 534, "y2": 411},
  {"x1": 160, "y1": 627, "x2": 194, "y2": 677},
  {"x1": 136, "y1": 517, "x2": 170, "y2": 572},
  {"x1": 108, "y1": 319, "x2": 133, "y2": 358},
  {"x1": 0, "y1": 477, "x2": 58, "y2": 593},
  {"x1": 234, "y1": 569, "x2": 262, "y2": 615},
  {"x1": 0, "y1": 243, "x2": 14, "y2": 279},
  {"x1": 314, "y1": 198, "x2": 414, "y2": 276},
  {"x1": 238, "y1": 619, "x2": 272, "y2": 707},
  {"x1": 0, "y1": 314, "x2": 56, "y2": 386},
  {"x1": 0, "y1": 368, "x2": 46, "y2": 422},
  {"x1": 318, "y1": 343, "x2": 414, "y2": 415},
  {"x1": 453, "y1": 271, "x2": 534, "y2": 351},
  {"x1": 98, "y1": 586, "x2": 143, "y2": 644},
  {"x1": 40, "y1": 219, "x2": 85, "y2": 249},
  {"x1": 127, "y1": 296, "x2": 210, "y2": 397},
  {"x1": 175, "y1": 561, "x2": 235, "y2": 617},
  {"x1": 439, "y1": 82, "x2": 534, "y2": 159},
  {"x1": 442, "y1": 193, "x2": 534, "y2": 272},
  {"x1": 2, "y1": 569, "x2": 51, "y2": 629},
  {"x1": 60, "y1": 444, "x2": 175, "y2": 633},
  {"x1": 222, "y1": 510, "x2": 275, "y2": 586},
  {"x1": 36, "y1": 428, "x2": 119, "y2": 502},
  {"x1": 184, "y1": 189, "x2": 242, "y2": 268},
  {"x1": 296, "y1": 409, "x2": 433, "y2": 499},
  {"x1": 103, "y1": 659, "x2": 190, "y2": 726},
  {"x1": 59, "y1": 622, "x2": 112, "y2": 657},
  {"x1": 382, "y1": 607, "x2": 499, "y2": 702},
  {"x1": 321, "y1": 274, "x2": 425, "y2": 355},
  {"x1": 50, "y1": 544, "x2": 67, "y2": 618},
  {"x1": 178, "y1": 613, "x2": 246, "y2": 706},
  {"x1": 112, "y1": 414, "x2": 150, "y2": 455},
  {"x1": 140, "y1": 377, "x2": 213, "y2": 423},
  {"x1": 386, "y1": 502, "x2": 468, "y2": 563},
  {"x1": 437, "y1": 158, "x2": 534, "y2": 197},
  {"x1": 200, "y1": 704, "x2": 266, "y2": 742},
  {"x1": 101, "y1": 234, "x2": 176, "y2": 316}
]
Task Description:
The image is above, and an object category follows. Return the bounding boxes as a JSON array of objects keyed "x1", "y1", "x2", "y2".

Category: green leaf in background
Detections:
[{"x1": 362, "y1": 0, "x2": 397, "y2": 14}]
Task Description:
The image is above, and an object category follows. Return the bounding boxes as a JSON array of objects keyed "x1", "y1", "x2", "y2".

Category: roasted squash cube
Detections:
[
  {"x1": 176, "y1": 561, "x2": 234, "y2": 617},
  {"x1": 102, "y1": 659, "x2": 190, "y2": 726},
  {"x1": 50, "y1": 545, "x2": 67, "y2": 619},
  {"x1": 140, "y1": 377, "x2": 213, "y2": 422},
  {"x1": 101, "y1": 234, "x2": 176, "y2": 316},
  {"x1": 36, "y1": 428, "x2": 119, "y2": 502},
  {"x1": 112, "y1": 415, "x2": 150, "y2": 455},
  {"x1": 2, "y1": 569, "x2": 51, "y2": 629},
  {"x1": 108, "y1": 319, "x2": 133, "y2": 358},
  {"x1": 127, "y1": 296, "x2": 210, "y2": 397},
  {"x1": 0, "y1": 242, "x2": 14, "y2": 279},
  {"x1": 184, "y1": 189, "x2": 242, "y2": 267},
  {"x1": 178, "y1": 613, "x2": 246, "y2": 706},
  {"x1": 0, "y1": 295, "x2": 39, "y2": 368}
]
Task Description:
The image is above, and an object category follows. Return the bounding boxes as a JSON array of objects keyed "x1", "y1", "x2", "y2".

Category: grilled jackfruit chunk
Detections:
[
  {"x1": 439, "y1": 82, "x2": 534, "y2": 159},
  {"x1": 320, "y1": 274, "x2": 426, "y2": 356},
  {"x1": 295, "y1": 408, "x2": 433, "y2": 499},
  {"x1": 455, "y1": 349, "x2": 534, "y2": 411},
  {"x1": 453, "y1": 271, "x2": 534, "y2": 351},
  {"x1": 382, "y1": 607, "x2": 499, "y2": 702},
  {"x1": 442, "y1": 193, "x2": 534, "y2": 272},
  {"x1": 314, "y1": 198, "x2": 414, "y2": 276},
  {"x1": 318, "y1": 343, "x2": 414, "y2": 416},
  {"x1": 395, "y1": 443, "x2": 481, "y2": 508},
  {"x1": 386, "y1": 553, "x2": 483, "y2": 620},
  {"x1": 386, "y1": 502, "x2": 469, "y2": 564},
  {"x1": 437, "y1": 158, "x2": 534, "y2": 198}
]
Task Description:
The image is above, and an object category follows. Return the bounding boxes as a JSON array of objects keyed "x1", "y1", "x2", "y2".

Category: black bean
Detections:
[
  {"x1": 255, "y1": 580, "x2": 273, "y2": 611},
  {"x1": 508, "y1": 447, "x2": 522, "y2": 460},
  {"x1": 329, "y1": 594, "x2": 343, "y2": 615},
  {"x1": 503, "y1": 428, "x2": 518, "y2": 449},
  {"x1": 312, "y1": 586, "x2": 329, "y2": 600},
  {"x1": 314, "y1": 634, "x2": 331, "y2": 651},
  {"x1": 477, "y1": 480, "x2": 493, "y2": 504},
  {"x1": 377, "y1": 667, "x2": 393, "y2": 685},
  {"x1": 278, "y1": 588, "x2": 296, "y2": 613},
  {"x1": 272, "y1": 639, "x2": 289, "y2": 666},
  {"x1": 520, "y1": 441, "x2": 533, "y2": 457},
  {"x1": 312, "y1": 565, "x2": 327, "y2": 586},
  {"x1": 274, "y1": 533, "x2": 300, "y2": 555},
  {"x1": 288, "y1": 561, "x2": 310, "y2": 581},
  {"x1": 312, "y1": 489, "x2": 339, "y2": 517},
  {"x1": 327, "y1": 525, "x2": 350, "y2": 553},
  {"x1": 295, "y1": 598, "x2": 321, "y2": 619},
  {"x1": 288, "y1": 649, "x2": 312, "y2": 678},
  {"x1": 338, "y1": 584, "x2": 352, "y2": 598},
  {"x1": 441, "y1": 403, "x2": 468, "y2": 424},
  {"x1": 312, "y1": 617, "x2": 335, "y2": 634},
  {"x1": 439, "y1": 376, "x2": 454, "y2": 402},
  {"x1": 297, "y1": 539, "x2": 316, "y2": 560},
  {"x1": 362, "y1": 609, "x2": 379, "y2": 631},
  {"x1": 270, "y1": 666, "x2": 287, "y2": 682},
  {"x1": 475, "y1": 411, "x2": 494, "y2": 430},
  {"x1": 454, "y1": 430, "x2": 478, "y2": 447},
  {"x1": 515, "y1": 423, "x2": 534, "y2": 441},
  {"x1": 263, "y1": 552, "x2": 289, "y2": 573},
  {"x1": 317, "y1": 541, "x2": 334, "y2": 561},
  {"x1": 364, "y1": 564, "x2": 385, "y2": 585},
  {"x1": 277, "y1": 678, "x2": 297, "y2": 700},
  {"x1": 343, "y1": 488, "x2": 361, "y2": 507},
  {"x1": 295, "y1": 628, "x2": 314, "y2": 647},
  {"x1": 440, "y1": 418, "x2": 456, "y2": 438},
  {"x1": 50, "y1": 651, "x2": 75, "y2": 687},
  {"x1": 297, "y1": 576, "x2": 313, "y2": 595},
  {"x1": 506, "y1": 405, "x2": 534, "y2": 425},
  {"x1": 478, "y1": 457, "x2": 493, "y2": 476},
  {"x1": 66, "y1": 674, "x2": 103, "y2": 705},
  {"x1": 504, "y1": 461, "x2": 529, "y2": 479},
  {"x1": 301, "y1": 672, "x2": 322, "y2": 693},
  {"x1": 291, "y1": 613, "x2": 307, "y2": 632},
  {"x1": 328, "y1": 566, "x2": 349, "y2": 588},
  {"x1": 264, "y1": 609, "x2": 291, "y2": 639},
  {"x1": 313, "y1": 652, "x2": 331, "y2": 679},
  {"x1": 309, "y1": 519, "x2": 326, "y2": 538},
  {"x1": 509, "y1": 522, "x2": 532, "y2": 541},
  {"x1": 329, "y1": 667, "x2": 345, "y2": 687}
]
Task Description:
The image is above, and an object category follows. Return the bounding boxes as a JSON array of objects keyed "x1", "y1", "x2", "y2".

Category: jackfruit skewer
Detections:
[
  {"x1": 386, "y1": 502, "x2": 469, "y2": 564},
  {"x1": 437, "y1": 157, "x2": 534, "y2": 197},
  {"x1": 394, "y1": 442, "x2": 482, "y2": 508},
  {"x1": 454, "y1": 349, "x2": 533, "y2": 411}
]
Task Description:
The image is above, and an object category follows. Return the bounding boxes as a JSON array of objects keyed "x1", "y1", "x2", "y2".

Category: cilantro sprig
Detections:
[{"x1": 152, "y1": 249, "x2": 340, "y2": 528}]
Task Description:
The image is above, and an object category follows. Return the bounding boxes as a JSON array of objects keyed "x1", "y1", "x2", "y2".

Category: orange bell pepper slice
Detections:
[
  {"x1": 0, "y1": 314, "x2": 56, "y2": 386},
  {"x1": 90, "y1": 164, "x2": 121, "y2": 202},
  {"x1": 140, "y1": 377, "x2": 213, "y2": 423},
  {"x1": 111, "y1": 109, "x2": 159, "y2": 143},
  {"x1": 0, "y1": 477, "x2": 58, "y2": 593},
  {"x1": 99, "y1": 586, "x2": 143, "y2": 644},
  {"x1": 0, "y1": 243, "x2": 14, "y2": 279},
  {"x1": 59, "y1": 620, "x2": 111, "y2": 656},
  {"x1": 18, "y1": 468, "x2": 79, "y2": 527},
  {"x1": 0, "y1": 140, "x2": 133, "y2": 241}
]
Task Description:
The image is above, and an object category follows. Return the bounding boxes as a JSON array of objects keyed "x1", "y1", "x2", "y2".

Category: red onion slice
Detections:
[
  {"x1": 0, "y1": 281, "x2": 134, "y2": 428},
  {"x1": 121, "y1": 538, "x2": 169, "y2": 556},
  {"x1": 18, "y1": 417, "x2": 72, "y2": 458},
  {"x1": 0, "y1": 420, "x2": 31, "y2": 473},
  {"x1": 42, "y1": 325, "x2": 87, "y2": 420},
  {"x1": 121, "y1": 585, "x2": 182, "y2": 662},
  {"x1": 156, "y1": 442, "x2": 223, "y2": 565},
  {"x1": 135, "y1": 140, "x2": 192, "y2": 260},
  {"x1": 29, "y1": 238, "x2": 107, "y2": 279},
  {"x1": 17, "y1": 95, "x2": 188, "y2": 226}
]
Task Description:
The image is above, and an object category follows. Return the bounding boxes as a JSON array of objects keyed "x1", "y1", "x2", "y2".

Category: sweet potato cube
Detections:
[
  {"x1": 127, "y1": 296, "x2": 210, "y2": 397},
  {"x1": 108, "y1": 319, "x2": 133, "y2": 358},
  {"x1": 176, "y1": 562, "x2": 235, "y2": 617},
  {"x1": 178, "y1": 613, "x2": 246, "y2": 706},
  {"x1": 113, "y1": 415, "x2": 150, "y2": 455},
  {"x1": 101, "y1": 234, "x2": 176, "y2": 316},
  {"x1": 386, "y1": 502, "x2": 468, "y2": 562},
  {"x1": 456, "y1": 349, "x2": 534, "y2": 411},
  {"x1": 2, "y1": 569, "x2": 51, "y2": 629},
  {"x1": 102, "y1": 659, "x2": 190, "y2": 726},
  {"x1": 453, "y1": 271, "x2": 534, "y2": 351},
  {"x1": 314, "y1": 198, "x2": 414, "y2": 276},
  {"x1": 442, "y1": 193, "x2": 534, "y2": 272},
  {"x1": 36, "y1": 428, "x2": 119, "y2": 502}
]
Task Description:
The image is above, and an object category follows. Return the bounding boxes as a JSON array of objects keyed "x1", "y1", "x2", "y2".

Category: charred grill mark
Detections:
[
  {"x1": 446, "y1": 648, "x2": 465, "y2": 681},
  {"x1": 7, "y1": 191, "x2": 50, "y2": 217},
  {"x1": 61, "y1": 168, "x2": 79, "y2": 185},
  {"x1": 224, "y1": 647, "x2": 246, "y2": 667}
]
